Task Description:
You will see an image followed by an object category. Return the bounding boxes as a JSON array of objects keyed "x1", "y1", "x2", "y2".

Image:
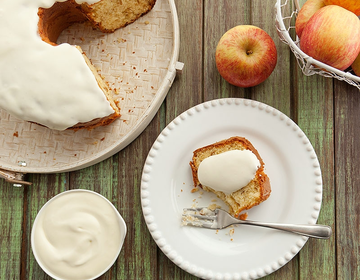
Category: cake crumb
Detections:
[
  {"x1": 144, "y1": 20, "x2": 150, "y2": 25},
  {"x1": 239, "y1": 213, "x2": 248, "y2": 220},
  {"x1": 191, "y1": 202, "x2": 198, "y2": 208},
  {"x1": 13, "y1": 131, "x2": 18, "y2": 137},
  {"x1": 208, "y1": 204, "x2": 221, "y2": 211},
  {"x1": 191, "y1": 187, "x2": 199, "y2": 193}
]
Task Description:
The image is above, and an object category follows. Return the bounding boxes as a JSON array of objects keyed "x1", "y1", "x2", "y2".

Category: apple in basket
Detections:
[
  {"x1": 295, "y1": 0, "x2": 326, "y2": 38},
  {"x1": 324, "y1": 0, "x2": 360, "y2": 15},
  {"x1": 300, "y1": 5, "x2": 360, "y2": 71},
  {"x1": 215, "y1": 25, "x2": 277, "y2": 88},
  {"x1": 351, "y1": 54, "x2": 360, "y2": 76}
]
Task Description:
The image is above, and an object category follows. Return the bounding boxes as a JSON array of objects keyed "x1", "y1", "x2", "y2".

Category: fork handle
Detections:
[{"x1": 236, "y1": 220, "x2": 332, "y2": 239}]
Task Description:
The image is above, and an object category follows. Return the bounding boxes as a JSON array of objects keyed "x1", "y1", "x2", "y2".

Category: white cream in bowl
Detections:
[{"x1": 31, "y1": 189, "x2": 126, "y2": 280}]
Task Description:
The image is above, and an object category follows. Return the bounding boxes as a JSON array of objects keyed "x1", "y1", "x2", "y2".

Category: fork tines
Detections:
[
  {"x1": 182, "y1": 207, "x2": 217, "y2": 225},
  {"x1": 181, "y1": 207, "x2": 222, "y2": 229},
  {"x1": 182, "y1": 213, "x2": 215, "y2": 221},
  {"x1": 183, "y1": 207, "x2": 216, "y2": 215}
]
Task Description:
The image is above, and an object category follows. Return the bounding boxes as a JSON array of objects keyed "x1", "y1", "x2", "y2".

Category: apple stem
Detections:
[{"x1": 246, "y1": 50, "x2": 253, "y2": 55}]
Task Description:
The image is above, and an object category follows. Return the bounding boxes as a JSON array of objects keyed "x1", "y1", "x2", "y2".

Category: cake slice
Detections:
[
  {"x1": 80, "y1": 0, "x2": 157, "y2": 32},
  {"x1": 189, "y1": 136, "x2": 271, "y2": 218},
  {"x1": 37, "y1": 0, "x2": 157, "y2": 39}
]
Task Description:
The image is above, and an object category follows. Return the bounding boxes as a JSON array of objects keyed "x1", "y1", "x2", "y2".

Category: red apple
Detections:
[
  {"x1": 324, "y1": 0, "x2": 360, "y2": 15},
  {"x1": 215, "y1": 25, "x2": 277, "y2": 88},
  {"x1": 295, "y1": 0, "x2": 326, "y2": 38},
  {"x1": 300, "y1": 5, "x2": 360, "y2": 71}
]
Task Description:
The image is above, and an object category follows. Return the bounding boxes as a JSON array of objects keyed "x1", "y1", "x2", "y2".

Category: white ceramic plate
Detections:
[{"x1": 141, "y1": 98, "x2": 322, "y2": 280}]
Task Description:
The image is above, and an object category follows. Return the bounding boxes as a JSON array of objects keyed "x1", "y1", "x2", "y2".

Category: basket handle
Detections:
[{"x1": 0, "y1": 169, "x2": 32, "y2": 187}]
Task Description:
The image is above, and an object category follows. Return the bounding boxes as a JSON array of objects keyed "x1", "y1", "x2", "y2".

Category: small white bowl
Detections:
[{"x1": 31, "y1": 189, "x2": 127, "y2": 280}]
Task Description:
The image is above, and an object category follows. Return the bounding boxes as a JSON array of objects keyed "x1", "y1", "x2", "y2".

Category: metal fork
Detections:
[{"x1": 182, "y1": 207, "x2": 332, "y2": 239}]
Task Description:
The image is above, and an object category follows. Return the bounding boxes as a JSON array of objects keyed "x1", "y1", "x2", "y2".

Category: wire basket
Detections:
[{"x1": 275, "y1": 0, "x2": 360, "y2": 90}]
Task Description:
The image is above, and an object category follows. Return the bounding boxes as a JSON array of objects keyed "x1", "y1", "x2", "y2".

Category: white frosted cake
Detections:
[{"x1": 0, "y1": 0, "x2": 156, "y2": 130}]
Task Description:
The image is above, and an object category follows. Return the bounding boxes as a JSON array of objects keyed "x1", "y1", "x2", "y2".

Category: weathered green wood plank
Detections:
[
  {"x1": 334, "y1": 80, "x2": 360, "y2": 280},
  {"x1": 0, "y1": 181, "x2": 24, "y2": 280},
  {"x1": 250, "y1": 0, "x2": 292, "y2": 116},
  {"x1": 114, "y1": 129, "x2": 161, "y2": 280},
  {"x1": 168, "y1": 0, "x2": 203, "y2": 115},
  {"x1": 293, "y1": 1, "x2": 336, "y2": 279},
  {"x1": 294, "y1": 69, "x2": 336, "y2": 279},
  {"x1": 204, "y1": 0, "x2": 249, "y2": 100},
  {"x1": 157, "y1": 0, "x2": 204, "y2": 278}
]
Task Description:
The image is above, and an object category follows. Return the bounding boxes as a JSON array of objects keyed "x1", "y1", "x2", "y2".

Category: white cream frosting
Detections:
[
  {"x1": 32, "y1": 190, "x2": 124, "y2": 280},
  {"x1": 0, "y1": 0, "x2": 115, "y2": 130},
  {"x1": 198, "y1": 150, "x2": 260, "y2": 195}
]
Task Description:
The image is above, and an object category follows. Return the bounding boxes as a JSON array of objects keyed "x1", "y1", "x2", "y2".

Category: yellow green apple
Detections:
[
  {"x1": 300, "y1": 5, "x2": 360, "y2": 70},
  {"x1": 215, "y1": 25, "x2": 277, "y2": 88},
  {"x1": 295, "y1": 0, "x2": 326, "y2": 38},
  {"x1": 351, "y1": 53, "x2": 360, "y2": 76},
  {"x1": 324, "y1": 0, "x2": 360, "y2": 15}
]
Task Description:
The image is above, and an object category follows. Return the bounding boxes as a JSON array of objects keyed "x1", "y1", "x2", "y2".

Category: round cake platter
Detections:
[{"x1": 0, "y1": 0, "x2": 182, "y2": 185}]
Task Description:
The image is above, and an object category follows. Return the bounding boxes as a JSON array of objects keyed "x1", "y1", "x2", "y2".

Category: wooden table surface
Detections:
[{"x1": 1, "y1": 0, "x2": 359, "y2": 279}]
